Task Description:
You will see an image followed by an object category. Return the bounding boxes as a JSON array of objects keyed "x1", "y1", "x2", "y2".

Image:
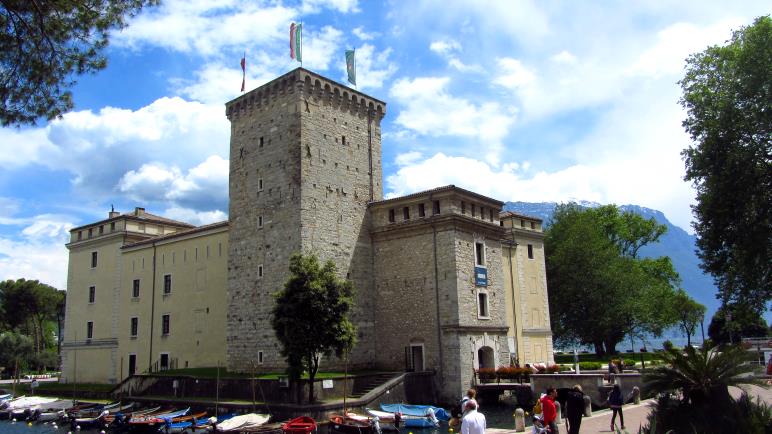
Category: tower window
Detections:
[
  {"x1": 489, "y1": 209, "x2": 494, "y2": 222},
  {"x1": 88, "y1": 286, "x2": 95, "y2": 303},
  {"x1": 164, "y1": 274, "x2": 172, "y2": 294},
  {"x1": 471, "y1": 204, "x2": 476, "y2": 217},
  {"x1": 478, "y1": 292, "x2": 489, "y2": 318},
  {"x1": 162, "y1": 314, "x2": 170, "y2": 335},
  {"x1": 531, "y1": 221, "x2": 536, "y2": 229},
  {"x1": 86, "y1": 321, "x2": 94, "y2": 339},
  {"x1": 475, "y1": 242, "x2": 485, "y2": 266},
  {"x1": 91, "y1": 251, "x2": 98, "y2": 268},
  {"x1": 78, "y1": 231, "x2": 82, "y2": 240},
  {"x1": 259, "y1": 137, "x2": 264, "y2": 147},
  {"x1": 527, "y1": 244, "x2": 534, "y2": 259},
  {"x1": 418, "y1": 203, "x2": 425, "y2": 217},
  {"x1": 461, "y1": 201, "x2": 466, "y2": 214},
  {"x1": 133, "y1": 279, "x2": 140, "y2": 298},
  {"x1": 130, "y1": 317, "x2": 138, "y2": 337},
  {"x1": 258, "y1": 264, "x2": 263, "y2": 278},
  {"x1": 99, "y1": 225, "x2": 104, "y2": 234},
  {"x1": 342, "y1": 135, "x2": 346, "y2": 146},
  {"x1": 388, "y1": 209, "x2": 395, "y2": 223},
  {"x1": 433, "y1": 200, "x2": 440, "y2": 215},
  {"x1": 258, "y1": 178, "x2": 264, "y2": 191},
  {"x1": 403, "y1": 206, "x2": 410, "y2": 220},
  {"x1": 258, "y1": 215, "x2": 263, "y2": 228}
]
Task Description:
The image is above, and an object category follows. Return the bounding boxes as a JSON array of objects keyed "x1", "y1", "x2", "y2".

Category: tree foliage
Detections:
[
  {"x1": 271, "y1": 253, "x2": 357, "y2": 403},
  {"x1": 545, "y1": 203, "x2": 680, "y2": 355},
  {"x1": 707, "y1": 303, "x2": 768, "y2": 345},
  {"x1": 672, "y1": 290, "x2": 707, "y2": 347},
  {"x1": 680, "y1": 15, "x2": 772, "y2": 313},
  {"x1": 0, "y1": 278, "x2": 65, "y2": 369},
  {"x1": 0, "y1": 0, "x2": 158, "y2": 126}
]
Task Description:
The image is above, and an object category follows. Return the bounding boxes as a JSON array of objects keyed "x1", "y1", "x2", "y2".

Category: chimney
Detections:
[
  {"x1": 134, "y1": 207, "x2": 145, "y2": 216},
  {"x1": 109, "y1": 211, "x2": 120, "y2": 218}
]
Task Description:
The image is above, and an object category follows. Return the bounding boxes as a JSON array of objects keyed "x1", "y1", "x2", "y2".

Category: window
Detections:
[
  {"x1": 77, "y1": 231, "x2": 82, "y2": 240},
  {"x1": 132, "y1": 279, "x2": 140, "y2": 298},
  {"x1": 259, "y1": 136, "x2": 264, "y2": 147},
  {"x1": 130, "y1": 317, "x2": 138, "y2": 337},
  {"x1": 86, "y1": 321, "x2": 93, "y2": 339},
  {"x1": 480, "y1": 206, "x2": 485, "y2": 219},
  {"x1": 258, "y1": 178, "x2": 264, "y2": 191},
  {"x1": 110, "y1": 222, "x2": 115, "y2": 231},
  {"x1": 388, "y1": 209, "x2": 395, "y2": 223},
  {"x1": 258, "y1": 264, "x2": 263, "y2": 278},
  {"x1": 433, "y1": 200, "x2": 440, "y2": 215},
  {"x1": 99, "y1": 225, "x2": 104, "y2": 234},
  {"x1": 163, "y1": 274, "x2": 172, "y2": 294},
  {"x1": 88, "y1": 286, "x2": 95, "y2": 303},
  {"x1": 471, "y1": 204, "x2": 476, "y2": 217},
  {"x1": 161, "y1": 314, "x2": 170, "y2": 335},
  {"x1": 258, "y1": 215, "x2": 263, "y2": 228},
  {"x1": 475, "y1": 242, "x2": 485, "y2": 266},
  {"x1": 160, "y1": 353, "x2": 169, "y2": 370},
  {"x1": 403, "y1": 206, "x2": 410, "y2": 220},
  {"x1": 258, "y1": 351, "x2": 264, "y2": 364},
  {"x1": 342, "y1": 135, "x2": 346, "y2": 146},
  {"x1": 418, "y1": 203, "x2": 426, "y2": 217},
  {"x1": 461, "y1": 201, "x2": 466, "y2": 214},
  {"x1": 128, "y1": 354, "x2": 137, "y2": 376},
  {"x1": 489, "y1": 209, "x2": 494, "y2": 222},
  {"x1": 530, "y1": 221, "x2": 536, "y2": 229},
  {"x1": 91, "y1": 251, "x2": 98, "y2": 268},
  {"x1": 527, "y1": 244, "x2": 534, "y2": 259},
  {"x1": 88, "y1": 228, "x2": 93, "y2": 238},
  {"x1": 478, "y1": 292, "x2": 489, "y2": 318},
  {"x1": 521, "y1": 219, "x2": 525, "y2": 228}
]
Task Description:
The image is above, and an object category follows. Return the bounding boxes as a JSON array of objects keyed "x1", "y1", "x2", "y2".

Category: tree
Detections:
[
  {"x1": 672, "y1": 290, "x2": 707, "y2": 347},
  {"x1": 708, "y1": 303, "x2": 768, "y2": 345},
  {"x1": 680, "y1": 16, "x2": 772, "y2": 314},
  {"x1": 545, "y1": 203, "x2": 680, "y2": 355},
  {"x1": 0, "y1": 331, "x2": 33, "y2": 379},
  {"x1": 0, "y1": 278, "x2": 64, "y2": 355},
  {"x1": 271, "y1": 253, "x2": 357, "y2": 403},
  {"x1": 0, "y1": 0, "x2": 158, "y2": 126}
]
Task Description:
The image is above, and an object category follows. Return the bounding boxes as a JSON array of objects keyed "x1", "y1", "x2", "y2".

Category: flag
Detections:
[
  {"x1": 290, "y1": 23, "x2": 302, "y2": 62},
  {"x1": 345, "y1": 49, "x2": 356, "y2": 85},
  {"x1": 240, "y1": 54, "x2": 246, "y2": 92}
]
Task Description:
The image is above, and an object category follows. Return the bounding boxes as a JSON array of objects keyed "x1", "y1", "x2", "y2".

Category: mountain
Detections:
[{"x1": 504, "y1": 201, "x2": 721, "y2": 324}]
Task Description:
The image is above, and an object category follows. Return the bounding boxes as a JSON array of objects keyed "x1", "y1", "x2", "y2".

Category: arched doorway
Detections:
[{"x1": 478, "y1": 346, "x2": 495, "y2": 369}]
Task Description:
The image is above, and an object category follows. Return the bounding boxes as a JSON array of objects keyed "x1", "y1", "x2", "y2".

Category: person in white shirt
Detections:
[{"x1": 461, "y1": 400, "x2": 486, "y2": 434}]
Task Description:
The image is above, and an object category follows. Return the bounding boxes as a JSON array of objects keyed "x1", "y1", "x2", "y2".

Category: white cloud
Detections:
[
  {"x1": 429, "y1": 40, "x2": 461, "y2": 55},
  {"x1": 163, "y1": 207, "x2": 228, "y2": 226},
  {"x1": 550, "y1": 50, "x2": 577, "y2": 64},
  {"x1": 389, "y1": 76, "x2": 516, "y2": 165},
  {"x1": 352, "y1": 26, "x2": 377, "y2": 40},
  {"x1": 394, "y1": 151, "x2": 423, "y2": 167},
  {"x1": 302, "y1": 0, "x2": 360, "y2": 14},
  {"x1": 0, "y1": 215, "x2": 73, "y2": 290},
  {"x1": 118, "y1": 155, "x2": 229, "y2": 211},
  {"x1": 115, "y1": 1, "x2": 296, "y2": 56},
  {"x1": 302, "y1": 26, "x2": 345, "y2": 71},
  {"x1": 493, "y1": 58, "x2": 536, "y2": 90},
  {"x1": 344, "y1": 44, "x2": 398, "y2": 90}
]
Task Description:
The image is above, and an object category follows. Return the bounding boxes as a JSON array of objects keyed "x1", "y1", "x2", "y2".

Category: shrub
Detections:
[
  {"x1": 579, "y1": 361, "x2": 602, "y2": 370},
  {"x1": 662, "y1": 340, "x2": 674, "y2": 350},
  {"x1": 496, "y1": 366, "x2": 519, "y2": 380},
  {"x1": 640, "y1": 392, "x2": 772, "y2": 433},
  {"x1": 546, "y1": 364, "x2": 560, "y2": 373}
]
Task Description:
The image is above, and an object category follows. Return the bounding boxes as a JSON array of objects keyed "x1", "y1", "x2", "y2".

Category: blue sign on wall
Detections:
[{"x1": 475, "y1": 266, "x2": 487, "y2": 286}]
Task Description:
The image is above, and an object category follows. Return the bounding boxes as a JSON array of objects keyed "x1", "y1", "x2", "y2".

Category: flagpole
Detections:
[{"x1": 300, "y1": 21, "x2": 303, "y2": 68}]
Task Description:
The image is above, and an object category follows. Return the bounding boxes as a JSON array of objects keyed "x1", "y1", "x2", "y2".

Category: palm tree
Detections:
[{"x1": 644, "y1": 344, "x2": 761, "y2": 408}]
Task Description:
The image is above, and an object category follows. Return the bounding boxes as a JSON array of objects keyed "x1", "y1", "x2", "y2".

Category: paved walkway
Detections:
[{"x1": 487, "y1": 383, "x2": 772, "y2": 434}]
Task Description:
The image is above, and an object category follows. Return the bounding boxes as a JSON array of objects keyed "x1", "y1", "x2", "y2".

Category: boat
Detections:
[
  {"x1": 0, "y1": 396, "x2": 59, "y2": 420},
  {"x1": 28, "y1": 399, "x2": 74, "y2": 421},
  {"x1": 281, "y1": 416, "x2": 317, "y2": 434},
  {"x1": 129, "y1": 407, "x2": 190, "y2": 426},
  {"x1": 189, "y1": 413, "x2": 237, "y2": 432},
  {"x1": 105, "y1": 405, "x2": 161, "y2": 425},
  {"x1": 364, "y1": 409, "x2": 401, "y2": 431},
  {"x1": 215, "y1": 413, "x2": 271, "y2": 432},
  {"x1": 70, "y1": 409, "x2": 111, "y2": 430},
  {"x1": 378, "y1": 404, "x2": 449, "y2": 428},
  {"x1": 328, "y1": 414, "x2": 376, "y2": 434}
]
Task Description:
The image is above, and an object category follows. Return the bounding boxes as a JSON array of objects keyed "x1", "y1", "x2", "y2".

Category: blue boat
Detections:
[{"x1": 379, "y1": 404, "x2": 449, "y2": 428}]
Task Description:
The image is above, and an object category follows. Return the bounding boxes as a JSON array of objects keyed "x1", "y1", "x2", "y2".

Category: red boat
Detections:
[{"x1": 282, "y1": 416, "x2": 316, "y2": 434}]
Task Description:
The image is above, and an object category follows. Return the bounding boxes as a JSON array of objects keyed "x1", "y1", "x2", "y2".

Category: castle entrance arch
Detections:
[{"x1": 477, "y1": 346, "x2": 495, "y2": 369}]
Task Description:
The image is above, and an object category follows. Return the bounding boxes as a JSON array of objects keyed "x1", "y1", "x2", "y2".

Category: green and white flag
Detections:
[
  {"x1": 290, "y1": 23, "x2": 302, "y2": 62},
  {"x1": 345, "y1": 49, "x2": 356, "y2": 85}
]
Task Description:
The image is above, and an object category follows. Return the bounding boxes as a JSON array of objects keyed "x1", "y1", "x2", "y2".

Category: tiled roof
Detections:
[
  {"x1": 122, "y1": 221, "x2": 229, "y2": 249},
  {"x1": 370, "y1": 185, "x2": 504, "y2": 207}
]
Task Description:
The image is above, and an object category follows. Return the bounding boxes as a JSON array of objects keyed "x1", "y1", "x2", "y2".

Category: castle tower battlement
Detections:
[{"x1": 226, "y1": 68, "x2": 385, "y2": 123}]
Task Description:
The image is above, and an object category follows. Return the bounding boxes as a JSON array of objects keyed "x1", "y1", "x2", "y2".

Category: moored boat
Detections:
[
  {"x1": 215, "y1": 413, "x2": 271, "y2": 432},
  {"x1": 328, "y1": 414, "x2": 376, "y2": 434},
  {"x1": 378, "y1": 404, "x2": 448, "y2": 428},
  {"x1": 281, "y1": 416, "x2": 316, "y2": 434}
]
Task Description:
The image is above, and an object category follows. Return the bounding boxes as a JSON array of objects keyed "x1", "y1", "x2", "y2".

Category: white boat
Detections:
[{"x1": 216, "y1": 413, "x2": 270, "y2": 432}]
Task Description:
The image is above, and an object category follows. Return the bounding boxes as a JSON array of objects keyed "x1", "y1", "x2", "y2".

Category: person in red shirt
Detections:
[{"x1": 540, "y1": 387, "x2": 559, "y2": 433}]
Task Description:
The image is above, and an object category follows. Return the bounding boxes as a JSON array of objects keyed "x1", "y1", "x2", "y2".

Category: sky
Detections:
[{"x1": 0, "y1": 0, "x2": 769, "y2": 291}]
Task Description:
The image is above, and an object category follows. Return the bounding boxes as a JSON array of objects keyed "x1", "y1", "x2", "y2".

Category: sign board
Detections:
[
  {"x1": 475, "y1": 266, "x2": 487, "y2": 286},
  {"x1": 322, "y1": 379, "x2": 334, "y2": 389}
]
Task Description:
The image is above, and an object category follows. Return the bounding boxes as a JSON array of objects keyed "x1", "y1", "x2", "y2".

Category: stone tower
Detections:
[{"x1": 224, "y1": 68, "x2": 386, "y2": 372}]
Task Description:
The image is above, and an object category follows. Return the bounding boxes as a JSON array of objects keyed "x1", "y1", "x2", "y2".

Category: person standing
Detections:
[
  {"x1": 565, "y1": 385, "x2": 584, "y2": 434},
  {"x1": 608, "y1": 384, "x2": 625, "y2": 430},
  {"x1": 540, "y1": 387, "x2": 558, "y2": 434},
  {"x1": 460, "y1": 400, "x2": 486, "y2": 434}
]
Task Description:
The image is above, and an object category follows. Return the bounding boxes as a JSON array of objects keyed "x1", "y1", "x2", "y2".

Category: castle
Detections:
[{"x1": 60, "y1": 68, "x2": 553, "y2": 400}]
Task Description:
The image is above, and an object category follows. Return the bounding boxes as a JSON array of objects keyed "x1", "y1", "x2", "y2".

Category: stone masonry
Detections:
[{"x1": 225, "y1": 69, "x2": 385, "y2": 372}]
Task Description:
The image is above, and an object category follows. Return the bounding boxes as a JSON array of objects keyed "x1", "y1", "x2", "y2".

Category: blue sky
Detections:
[{"x1": 0, "y1": 0, "x2": 768, "y2": 290}]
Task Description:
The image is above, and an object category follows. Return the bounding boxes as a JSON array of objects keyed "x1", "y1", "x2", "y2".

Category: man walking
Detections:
[
  {"x1": 541, "y1": 387, "x2": 558, "y2": 434},
  {"x1": 461, "y1": 400, "x2": 486, "y2": 434}
]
